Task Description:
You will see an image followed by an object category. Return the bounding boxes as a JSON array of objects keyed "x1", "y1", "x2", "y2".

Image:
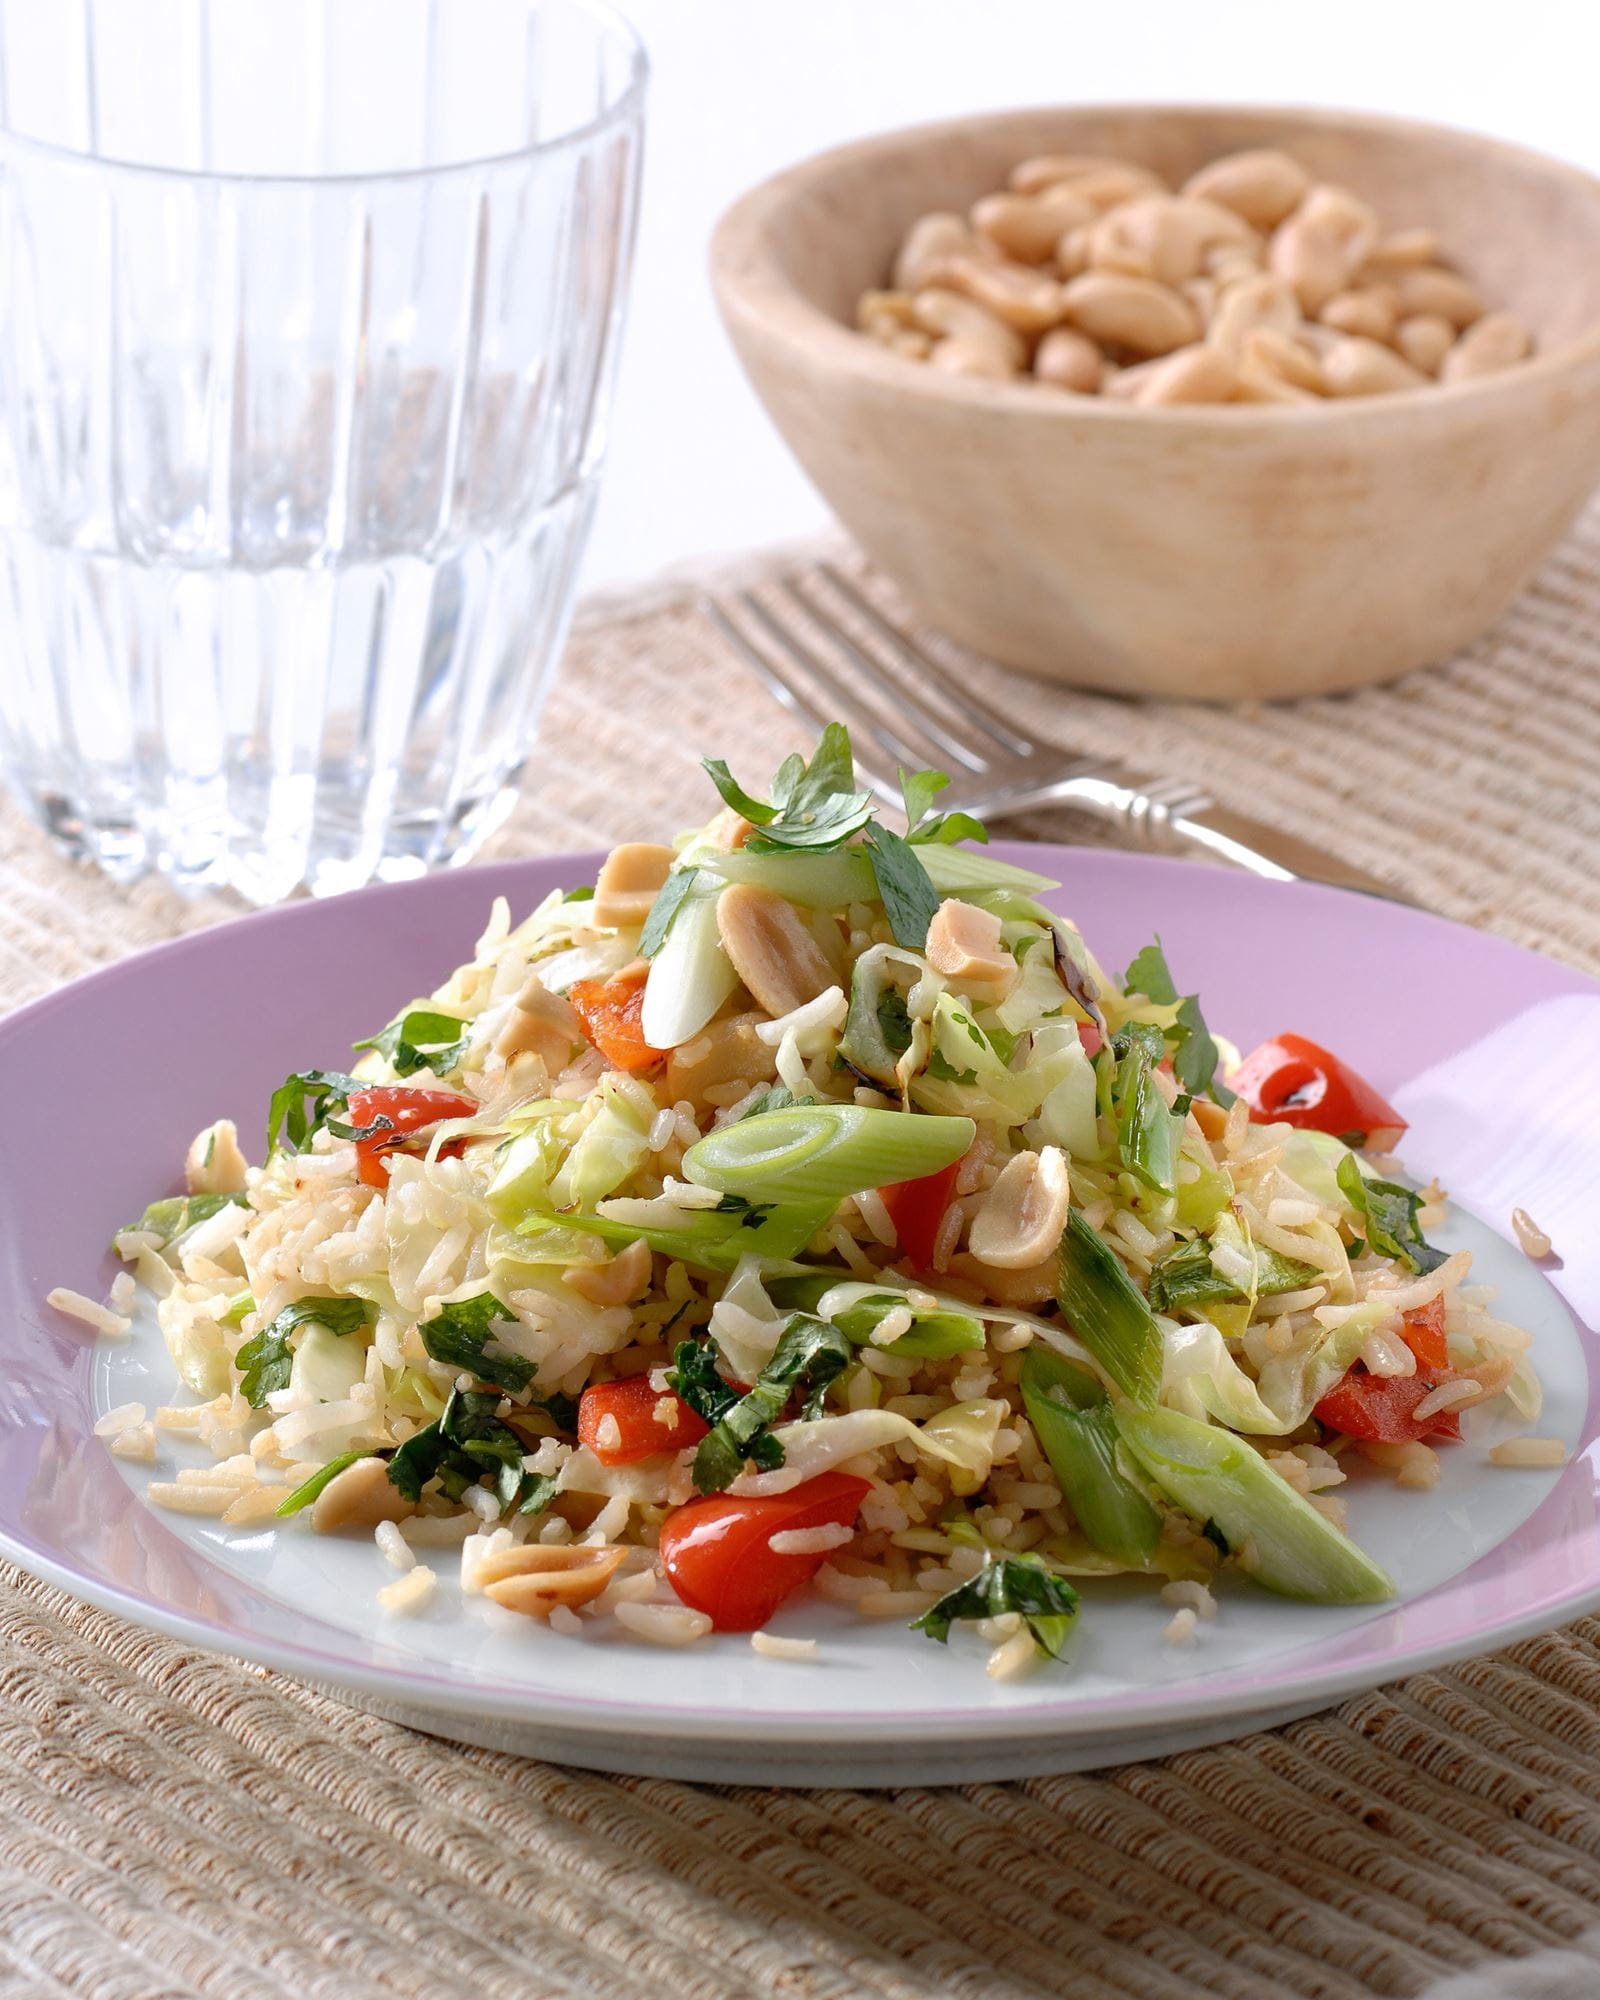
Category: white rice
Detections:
[
  {"x1": 1488, "y1": 1437, "x2": 1566, "y2": 1468},
  {"x1": 377, "y1": 1565, "x2": 436, "y2": 1613},
  {"x1": 750, "y1": 1631, "x2": 820, "y2": 1661},
  {"x1": 46, "y1": 1287, "x2": 130, "y2": 1337}
]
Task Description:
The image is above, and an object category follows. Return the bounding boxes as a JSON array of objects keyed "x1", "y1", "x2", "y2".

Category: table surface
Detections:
[{"x1": 585, "y1": 0, "x2": 1600, "y2": 591}]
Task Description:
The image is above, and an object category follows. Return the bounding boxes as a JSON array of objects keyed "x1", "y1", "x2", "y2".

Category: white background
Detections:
[{"x1": 584, "y1": 0, "x2": 1600, "y2": 588}]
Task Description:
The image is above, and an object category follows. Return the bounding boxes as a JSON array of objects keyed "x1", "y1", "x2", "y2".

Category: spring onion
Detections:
[
  {"x1": 769, "y1": 1274, "x2": 984, "y2": 1357},
  {"x1": 682, "y1": 1103, "x2": 973, "y2": 1207},
  {"x1": 1113, "y1": 1405, "x2": 1395, "y2": 1603},
  {"x1": 275, "y1": 1448, "x2": 377, "y2": 1518},
  {"x1": 1113, "y1": 1023, "x2": 1178, "y2": 1196},
  {"x1": 1056, "y1": 1209, "x2": 1163, "y2": 1405},
  {"x1": 120, "y1": 1190, "x2": 247, "y2": 1248},
  {"x1": 1020, "y1": 1348, "x2": 1161, "y2": 1571},
  {"x1": 707, "y1": 846, "x2": 877, "y2": 909},
  {"x1": 639, "y1": 882, "x2": 739, "y2": 1051},
  {"x1": 515, "y1": 1200, "x2": 828, "y2": 1274}
]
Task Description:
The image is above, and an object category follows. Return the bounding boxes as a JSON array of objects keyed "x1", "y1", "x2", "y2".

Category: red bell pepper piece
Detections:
[
  {"x1": 880, "y1": 1157, "x2": 963, "y2": 1274},
  {"x1": 1230, "y1": 1032, "x2": 1407, "y2": 1150},
  {"x1": 347, "y1": 1085, "x2": 477, "y2": 1189},
  {"x1": 578, "y1": 1376, "x2": 709, "y2": 1464},
  {"x1": 1314, "y1": 1299, "x2": 1459, "y2": 1442},
  {"x1": 658, "y1": 1471, "x2": 871, "y2": 1631},
  {"x1": 568, "y1": 964, "x2": 664, "y2": 1073}
]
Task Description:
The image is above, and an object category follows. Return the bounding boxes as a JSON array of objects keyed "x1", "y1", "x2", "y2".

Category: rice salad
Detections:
[{"x1": 91, "y1": 726, "x2": 1546, "y2": 1674}]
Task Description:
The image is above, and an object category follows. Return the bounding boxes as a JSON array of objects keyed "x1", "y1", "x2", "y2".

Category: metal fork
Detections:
[{"x1": 703, "y1": 563, "x2": 1407, "y2": 901}]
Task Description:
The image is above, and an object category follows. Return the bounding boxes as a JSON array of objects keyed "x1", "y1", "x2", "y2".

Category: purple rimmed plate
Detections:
[{"x1": 2, "y1": 845, "x2": 1595, "y2": 1788}]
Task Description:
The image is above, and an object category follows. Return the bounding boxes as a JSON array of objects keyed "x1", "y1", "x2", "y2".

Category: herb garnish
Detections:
[
  {"x1": 386, "y1": 1387, "x2": 550, "y2": 1514},
  {"x1": 265, "y1": 1070, "x2": 365, "y2": 1155},
  {"x1": 1122, "y1": 937, "x2": 1236, "y2": 1106},
  {"x1": 704, "y1": 723, "x2": 875, "y2": 852},
  {"x1": 862, "y1": 821, "x2": 940, "y2": 949},
  {"x1": 237, "y1": 1295, "x2": 374, "y2": 1407},
  {"x1": 900, "y1": 767, "x2": 988, "y2": 848},
  {"x1": 638, "y1": 866, "x2": 700, "y2": 957},
  {"x1": 912, "y1": 1557, "x2": 1081, "y2": 1659},
  {"x1": 352, "y1": 1007, "x2": 469, "y2": 1081},
  {"x1": 1147, "y1": 1235, "x2": 1321, "y2": 1313},
  {"x1": 416, "y1": 1291, "x2": 535, "y2": 1395},
  {"x1": 671, "y1": 1315, "x2": 853, "y2": 1495},
  {"x1": 1335, "y1": 1156, "x2": 1447, "y2": 1275},
  {"x1": 122, "y1": 1190, "x2": 247, "y2": 1247}
]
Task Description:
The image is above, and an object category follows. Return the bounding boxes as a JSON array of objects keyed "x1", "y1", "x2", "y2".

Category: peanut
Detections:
[
  {"x1": 1242, "y1": 327, "x2": 1323, "y2": 395},
  {"x1": 910, "y1": 287, "x2": 1025, "y2": 369},
  {"x1": 479, "y1": 1544, "x2": 629, "y2": 1617},
  {"x1": 1363, "y1": 227, "x2": 1440, "y2": 270},
  {"x1": 1394, "y1": 312, "x2": 1455, "y2": 374},
  {"x1": 1181, "y1": 148, "x2": 1312, "y2": 230},
  {"x1": 1060, "y1": 271, "x2": 1200, "y2": 356},
  {"x1": 1440, "y1": 310, "x2": 1531, "y2": 382},
  {"x1": 496, "y1": 968, "x2": 581, "y2": 1066},
  {"x1": 893, "y1": 213, "x2": 977, "y2": 293},
  {"x1": 1009, "y1": 155, "x2": 1165, "y2": 205},
  {"x1": 186, "y1": 1119, "x2": 248, "y2": 1197},
  {"x1": 929, "y1": 336, "x2": 1017, "y2": 381},
  {"x1": 856, "y1": 289, "x2": 917, "y2": 341},
  {"x1": 1270, "y1": 186, "x2": 1378, "y2": 314},
  {"x1": 1088, "y1": 194, "x2": 1257, "y2": 288},
  {"x1": 715, "y1": 884, "x2": 837, "y2": 1020},
  {"x1": 564, "y1": 1237, "x2": 652, "y2": 1308},
  {"x1": 1128, "y1": 342, "x2": 1240, "y2": 406},
  {"x1": 935, "y1": 255, "x2": 1067, "y2": 334},
  {"x1": 1032, "y1": 325, "x2": 1102, "y2": 392},
  {"x1": 592, "y1": 842, "x2": 675, "y2": 931},
  {"x1": 1319, "y1": 286, "x2": 1398, "y2": 344},
  {"x1": 972, "y1": 185, "x2": 1096, "y2": 264},
  {"x1": 1394, "y1": 265, "x2": 1485, "y2": 328},
  {"x1": 1320, "y1": 335, "x2": 1429, "y2": 398},
  {"x1": 967, "y1": 1148, "x2": 1071, "y2": 1269},
  {"x1": 925, "y1": 898, "x2": 1016, "y2": 990},
  {"x1": 1206, "y1": 274, "x2": 1300, "y2": 359},
  {"x1": 311, "y1": 1457, "x2": 413, "y2": 1535}
]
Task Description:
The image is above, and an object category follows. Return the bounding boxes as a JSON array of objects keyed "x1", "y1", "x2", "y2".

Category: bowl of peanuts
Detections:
[{"x1": 711, "y1": 105, "x2": 1600, "y2": 698}]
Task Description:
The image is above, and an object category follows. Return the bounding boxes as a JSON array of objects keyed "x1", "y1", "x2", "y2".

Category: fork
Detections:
[{"x1": 703, "y1": 563, "x2": 1407, "y2": 902}]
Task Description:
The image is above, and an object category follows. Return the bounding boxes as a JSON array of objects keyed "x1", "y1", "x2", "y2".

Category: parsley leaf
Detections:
[
  {"x1": 352, "y1": 1007, "x2": 469, "y2": 1081},
  {"x1": 274, "y1": 1448, "x2": 378, "y2": 1518},
  {"x1": 736, "y1": 1084, "x2": 805, "y2": 1120},
  {"x1": 1121, "y1": 936, "x2": 1235, "y2": 1106},
  {"x1": 911, "y1": 1557, "x2": 1080, "y2": 1659},
  {"x1": 899, "y1": 766, "x2": 989, "y2": 848},
  {"x1": 863, "y1": 822, "x2": 940, "y2": 949},
  {"x1": 385, "y1": 1388, "x2": 532, "y2": 1511},
  {"x1": 668, "y1": 1339, "x2": 743, "y2": 1430},
  {"x1": 704, "y1": 724, "x2": 875, "y2": 853},
  {"x1": 1336, "y1": 1156, "x2": 1447, "y2": 1275},
  {"x1": 266, "y1": 1069, "x2": 364, "y2": 1155},
  {"x1": 237, "y1": 1295, "x2": 373, "y2": 1408},
  {"x1": 688, "y1": 1314, "x2": 852, "y2": 1494},
  {"x1": 638, "y1": 865, "x2": 700, "y2": 958},
  {"x1": 417, "y1": 1291, "x2": 535, "y2": 1394},
  {"x1": 122, "y1": 1190, "x2": 246, "y2": 1248}
]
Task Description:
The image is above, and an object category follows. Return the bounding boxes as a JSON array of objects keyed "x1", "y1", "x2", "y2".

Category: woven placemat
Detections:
[{"x1": 6, "y1": 518, "x2": 1600, "y2": 1999}]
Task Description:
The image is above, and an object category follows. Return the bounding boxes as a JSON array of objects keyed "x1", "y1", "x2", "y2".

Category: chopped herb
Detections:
[
  {"x1": 1336, "y1": 1155, "x2": 1447, "y2": 1275},
  {"x1": 863, "y1": 822, "x2": 940, "y2": 948},
  {"x1": 265, "y1": 1069, "x2": 364, "y2": 1155},
  {"x1": 683, "y1": 1315, "x2": 852, "y2": 1494},
  {"x1": 513, "y1": 1470, "x2": 559, "y2": 1519},
  {"x1": 222, "y1": 1290, "x2": 255, "y2": 1327},
  {"x1": 417, "y1": 1291, "x2": 535, "y2": 1395},
  {"x1": 912, "y1": 1556, "x2": 1080, "y2": 1660},
  {"x1": 1122, "y1": 937, "x2": 1235, "y2": 1106},
  {"x1": 638, "y1": 866, "x2": 700, "y2": 957},
  {"x1": 1123, "y1": 942, "x2": 1180, "y2": 1006},
  {"x1": 237, "y1": 1295, "x2": 373, "y2": 1408},
  {"x1": 900, "y1": 766, "x2": 989, "y2": 848},
  {"x1": 713, "y1": 1192, "x2": 780, "y2": 1230},
  {"x1": 352, "y1": 1007, "x2": 469, "y2": 1081},
  {"x1": 737, "y1": 1084, "x2": 805, "y2": 1120},
  {"x1": 704, "y1": 723, "x2": 875, "y2": 853},
  {"x1": 386, "y1": 1388, "x2": 532, "y2": 1512},
  {"x1": 121, "y1": 1190, "x2": 247, "y2": 1248},
  {"x1": 274, "y1": 1448, "x2": 379, "y2": 1518},
  {"x1": 926, "y1": 1046, "x2": 978, "y2": 1085},
  {"x1": 565, "y1": 885, "x2": 595, "y2": 902}
]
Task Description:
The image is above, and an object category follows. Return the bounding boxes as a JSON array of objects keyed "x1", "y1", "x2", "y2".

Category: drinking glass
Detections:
[{"x1": 0, "y1": 0, "x2": 645, "y2": 902}]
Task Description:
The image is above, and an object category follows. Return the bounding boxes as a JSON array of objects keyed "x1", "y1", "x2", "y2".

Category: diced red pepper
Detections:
[
  {"x1": 1398, "y1": 1295, "x2": 1448, "y2": 1372},
  {"x1": 1230, "y1": 1032, "x2": 1407, "y2": 1151},
  {"x1": 568, "y1": 964, "x2": 664, "y2": 1073},
  {"x1": 347, "y1": 1085, "x2": 477, "y2": 1189},
  {"x1": 578, "y1": 1375, "x2": 708, "y2": 1464},
  {"x1": 658, "y1": 1471, "x2": 871, "y2": 1631},
  {"x1": 880, "y1": 1157, "x2": 964, "y2": 1274},
  {"x1": 1314, "y1": 1367, "x2": 1462, "y2": 1444}
]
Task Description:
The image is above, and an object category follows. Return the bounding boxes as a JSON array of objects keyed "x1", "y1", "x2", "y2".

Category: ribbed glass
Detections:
[{"x1": 0, "y1": 0, "x2": 645, "y2": 902}]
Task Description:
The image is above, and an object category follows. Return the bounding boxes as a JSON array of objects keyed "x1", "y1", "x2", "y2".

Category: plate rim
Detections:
[{"x1": 5, "y1": 841, "x2": 1597, "y2": 1749}]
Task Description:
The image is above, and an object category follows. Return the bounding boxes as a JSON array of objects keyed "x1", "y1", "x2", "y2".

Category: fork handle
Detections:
[{"x1": 975, "y1": 771, "x2": 1412, "y2": 905}]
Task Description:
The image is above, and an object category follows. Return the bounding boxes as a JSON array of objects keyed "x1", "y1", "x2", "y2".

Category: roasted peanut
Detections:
[
  {"x1": 1009, "y1": 155, "x2": 1164, "y2": 205},
  {"x1": 910, "y1": 287, "x2": 1025, "y2": 369},
  {"x1": 186, "y1": 1119, "x2": 248, "y2": 1197},
  {"x1": 1320, "y1": 335, "x2": 1428, "y2": 398},
  {"x1": 973, "y1": 185, "x2": 1096, "y2": 263},
  {"x1": 1440, "y1": 310, "x2": 1531, "y2": 382},
  {"x1": 479, "y1": 1544, "x2": 628, "y2": 1617},
  {"x1": 311, "y1": 1456, "x2": 414, "y2": 1535},
  {"x1": 1181, "y1": 148, "x2": 1312, "y2": 230},
  {"x1": 929, "y1": 336, "x2": 1017, "y2": 381},
  {"x1": 716, "y1": 885, "x2": 837, "y2": 1020},
  {"x1": 1270, "y1": 186, "x2": 1378, "y2": 314},
  {"x1": 1394, "y1": 312, "x2": 1455, "y2": 374},
  {"x1": 592, "y1": 842, "x2": 675, "y2": 931},
  {"x1": 1233, "y1": 360, "x2": 1319, "y2": 405},
  {"x1": 1319, "y1": 286, "x2": 1398, "y2": 344},
  {"x1": 1128, "y1": 343, "x2": 1240, "y2": 405},
  {"x1": 1394, "y1": 265, "x2": 1484, "y2": 328},
  {"x1": 1206, "y1": 274, "x2": 1300, "y2": 359},
  {"x1": 967, "y1": 1148, "x2": 1071, "y2": 1269},
  {"x1": 935, "y1": 255, "x2": 1067, "y2": 334},
  {"x1": 893, "y1": 212, "x2": 977, "y2": 293},
  {"x1": 925, "y1": 898, "x2": 1016, "y2": 990},
  {"x1": 944, "y1": 1251, "x2": 1058, "y2": 1308},
  {"x1": 564, "y1": 1237, "x2": 652, "y2": 1307},
  {"x1": 1088, "y1": 194, "x2": 1257, "y2": 288},
  {"x1": 1060, "y1": 271, "x2": 1200, "y2": 356},
  {"x1": 1363, "y1": 227, "x2": 1440, "y2": 270},
  {"x1": 856, "y1": 289, "x2": 918, "y2": 341},
  {"x1": 1241, "y1": 327, "x2": 1323, "y2": 395},
  {"x1": 1032, "y1": 325, "x2": 1102, "y2": 392},
  {"x1": 496, "y1": 968, "x2": 581, "y2": 1066}
]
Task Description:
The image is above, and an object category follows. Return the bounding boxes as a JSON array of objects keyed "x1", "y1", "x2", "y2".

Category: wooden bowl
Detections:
[{"x1": 711, "y1": 105, "x2": 1600, "y2": 700}]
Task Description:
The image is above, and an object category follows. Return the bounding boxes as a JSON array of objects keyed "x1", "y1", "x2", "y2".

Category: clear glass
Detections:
[{"x1": 0, "y1": 0, "x2": 645, "y2": 902}]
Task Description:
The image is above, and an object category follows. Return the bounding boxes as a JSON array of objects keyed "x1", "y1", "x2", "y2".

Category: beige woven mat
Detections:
[{"x1": 6, "y1": 518, "x2": 1600, "y2": 1999}]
